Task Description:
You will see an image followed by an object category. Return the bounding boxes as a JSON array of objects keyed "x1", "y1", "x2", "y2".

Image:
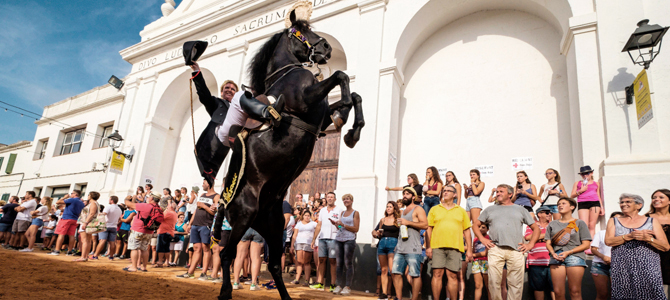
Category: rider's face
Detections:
[{"x1": 221, "y1": 83, "x2": 237, "y2": 101}]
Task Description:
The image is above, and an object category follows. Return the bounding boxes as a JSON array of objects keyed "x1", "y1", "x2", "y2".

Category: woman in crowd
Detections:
[
  {"x1": 75, "y1": 193, "x2": 99, "y2": 262},
  {"x1": 537, "y1": 168, "x2": 567, "y2": 220},
  {"x1": 134, "y1": 186, "x2": 145, "y2": 203},
  {"x1": 545, "y1": 197, "x2": 591, "y2": 300},
  {"x1": 170, "y1": 212, "x2": 187, "y2": 267},
  {"x1": 115, "y1": 197, "x2": 136, "y2": 259},
  {"x1": 332, "y1": 194, "x2": 360, "y2": 295},
  {"x1": 591, "y1": 211, "x2": 621, "y2": 300},
  {"x1": 21, "y1": 196, "x2": 53, "y2": 252},
  {"x1": 176, "y1": 187, "x2": 189, "y2": 216},
  {"x1": 465, "y1": 169, "x2": 485, "y2": 225},
  {"x1": 422, "y1": 167, "x2": 443, "y2": 213},
  {"x1": 472, "y1": 223, "x2": 490, "y2": 300},
  {"x1": 373, "y1": 201, "x2": 400, "y2": 300},
  {"x1": 646, "y1": 189, "x2": 670, "y2": 291},
  {"x1": 571, "y1": 165, "x2": 604, "y2": 242},
  {"x1": 445, "y1": 171, "x2": 462, "y2": 206},
  {"x1": 512, "y1": 171, "x2": 538, "y2": 219},
  {"x1": 43, "y1": 214, "x2": 58, "y2": 251},
  {"x1": 386, "y1": 173, "x2": 423, "y2": 204},
  {"x1": 291, "y1": 210, "x2": 317, "y2": 285},
  {"x1": 605, "y1": 193, "x2": 669, "y2": 300}
]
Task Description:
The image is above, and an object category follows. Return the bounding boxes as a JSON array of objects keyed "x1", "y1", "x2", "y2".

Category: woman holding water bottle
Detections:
[{"x1": 571, "y1": 165, "x2": 605, "y2": 250}]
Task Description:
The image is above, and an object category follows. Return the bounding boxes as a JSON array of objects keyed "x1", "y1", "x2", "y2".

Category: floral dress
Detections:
[{"x1": 611, "y1": 217, "x2": 665, "y2": 300}]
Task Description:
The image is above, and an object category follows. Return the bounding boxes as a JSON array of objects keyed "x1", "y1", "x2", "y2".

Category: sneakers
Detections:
[
  {"x1": 249, "y1": 284, "x2": 259, "y2": 291},
  {"x1": 309, "y1": 283, "x2": 324, "y2": 289},
  {"x1": 290, "y1": 280, "x2": 300, "y2": 285},
  {"x1": 119, "y1": 255, "x2": 126, "y2": 260},
  {"x1": 244, "y1": 277, "x2": 259, "y2": 285},
  {"x1": 176, "y1": 273, "x2": 195, "y2": 279},
  {"x1": 378, "y1": 293, "x2": 388, "y2": 300},
  {"x1": 232, "y1": 283, "x2": 242, "y2": 290},
  {"x1": 340, "y1": 287, "x2": 351, "y2": 295},
  {"x1": 66, "y1": 251, "x2": 74, "y2": 256},
  {"x1": 89, "y1": 256, "x2": 99, "y2": 260},
  {"x1": 332, "y1": 286, "x2": 342, "y2": 294},
  {"x1": 41, "y1": 247, "x2": 50, "y2": 251},
  {"x1": 48, "y1": 251, "x2": 60, "y2": 256},
  {"x1": 198, "y1": 274, "x2": 213, "y2": 281},
  {"x1": 211, "y1": 277, "x2": 223, "y2": 283},
  {"x1": 19, "y1": 248, "x2": 34, "y2": 252},
  {"x1": 329, "y1": 285, "x2": 336, "y2": 292}
]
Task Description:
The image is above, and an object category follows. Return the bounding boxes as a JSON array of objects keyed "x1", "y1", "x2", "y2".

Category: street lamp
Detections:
[
  {"x1": 108, "y1": 75, "x2": 124, "y2": 90},
  {"x1": 622, "y1": 19, "x2": 668, "y2": 69},
  {"x1": 106, "y1": 130, "x2": 133, "y2": 162}
]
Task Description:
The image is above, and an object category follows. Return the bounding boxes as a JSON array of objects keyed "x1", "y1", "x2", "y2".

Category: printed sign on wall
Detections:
[
  {"x1": 475, "y1": 165, "x2": 494, "y2": 177},
  {"x1": 511, "y1": 157, "x2": 533, "y2": 170}
]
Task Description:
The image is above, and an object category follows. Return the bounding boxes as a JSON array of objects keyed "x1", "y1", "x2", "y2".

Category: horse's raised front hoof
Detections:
[
  {"x1": 344, "y1": 128, "x2": 359, "y2": 148},
  {"x1": 331, "y1": 111, "x2": 345, "y2": 132}
]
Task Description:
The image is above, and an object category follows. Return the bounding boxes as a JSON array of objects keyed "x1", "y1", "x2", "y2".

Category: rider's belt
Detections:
[{"x1": 280, "y1": 113, "x2": 319, "y2": 137}]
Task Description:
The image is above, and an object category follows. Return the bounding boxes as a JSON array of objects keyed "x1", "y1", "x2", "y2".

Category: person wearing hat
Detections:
[
  {"x1": 605, "y1": 193, "x2": 669, "y2": 300},
  {"x1": 570, "y1": 165, "x2": 604, "y2": 245},
  {"x1": 524, "y1": 206, "x2": 555, "y2": 300}
]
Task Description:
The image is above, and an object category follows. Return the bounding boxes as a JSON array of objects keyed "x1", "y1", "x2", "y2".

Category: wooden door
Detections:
[{"x1": 289, "y1": 131, "x2": 340, "y2": 205}]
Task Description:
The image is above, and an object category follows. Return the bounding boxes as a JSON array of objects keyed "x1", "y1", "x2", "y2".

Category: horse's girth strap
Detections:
[{"x1": 280, "y1": 113, "x2": 319, "y2": 136}]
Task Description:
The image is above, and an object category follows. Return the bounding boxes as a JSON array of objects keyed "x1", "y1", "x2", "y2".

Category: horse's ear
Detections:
[{"x1": 289, "y1": 10, "x2": 297, "y2": 26}]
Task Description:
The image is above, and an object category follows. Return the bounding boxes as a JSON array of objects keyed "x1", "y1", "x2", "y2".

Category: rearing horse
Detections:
[{"x1": 212, "y1": 11, "x2": 364, "y2": 300}]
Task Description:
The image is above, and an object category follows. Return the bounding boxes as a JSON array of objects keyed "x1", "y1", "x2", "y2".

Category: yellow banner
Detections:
[
  {"x1": 633, "y1": 69, "x2": 653, "y2": 128},
  {"x1": 110, "y1": 151, "x2": 125, "y2": 175}
]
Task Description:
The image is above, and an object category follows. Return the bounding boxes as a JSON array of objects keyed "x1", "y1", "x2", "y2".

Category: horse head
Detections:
[{"x1": 287, "y1": 11, "x2": 331, "y2": 65}]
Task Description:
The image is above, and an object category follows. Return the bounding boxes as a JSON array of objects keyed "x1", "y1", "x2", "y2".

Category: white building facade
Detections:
[{"x1": 3, "y1": 0, "x2": 670, "y2": 293}]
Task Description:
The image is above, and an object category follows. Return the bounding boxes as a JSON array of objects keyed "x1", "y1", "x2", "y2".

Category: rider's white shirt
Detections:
[{"x1": 217, "y1": 91, "x2": 248, "y2": 146}]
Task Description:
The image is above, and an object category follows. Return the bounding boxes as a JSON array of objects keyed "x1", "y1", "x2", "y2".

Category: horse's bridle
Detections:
[{"x1": 289, "y1": 27, "x2": 328, "y2": 68}]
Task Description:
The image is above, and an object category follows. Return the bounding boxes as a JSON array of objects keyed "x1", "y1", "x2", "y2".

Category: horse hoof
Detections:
[
  {"x1": 331, "y1": 114, "x2": 344, "y2": 132},
  {"x1": 344, "y1": 129, "x2": 358, "y2": 148}
]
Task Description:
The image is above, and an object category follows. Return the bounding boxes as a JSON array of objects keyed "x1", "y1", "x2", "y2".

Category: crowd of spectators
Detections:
[{"x1": 1, "y1": 164, "x2": 670, "y2": 300}]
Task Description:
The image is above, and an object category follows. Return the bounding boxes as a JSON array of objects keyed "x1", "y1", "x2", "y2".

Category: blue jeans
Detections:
[
  {"x1": 376, "y1": 237, "x2": 398, "y2": 255},
  {"x1": 423, "y1": 196, "x2": 440, "y2": 215},
  {"x1": 392, "y1": 253, "x2": 423, "y2": 277},
  {"x1": 336, "y1": 240, "x2": 356, "y2": 287}
]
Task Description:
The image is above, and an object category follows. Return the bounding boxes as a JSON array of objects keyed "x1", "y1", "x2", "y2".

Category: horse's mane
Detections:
[{"x1": 248, "y1": 20, "x2": 311, "y2": 95}]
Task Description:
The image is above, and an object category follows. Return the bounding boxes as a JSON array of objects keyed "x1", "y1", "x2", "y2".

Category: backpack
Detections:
[{"x1": 140, "y1": 204, "x2": 163, "y2": 231}]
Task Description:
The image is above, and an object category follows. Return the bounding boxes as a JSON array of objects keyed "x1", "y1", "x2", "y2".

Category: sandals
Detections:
[{"x1": 72, "y1": 258, "x2": 88, "y2": 262}]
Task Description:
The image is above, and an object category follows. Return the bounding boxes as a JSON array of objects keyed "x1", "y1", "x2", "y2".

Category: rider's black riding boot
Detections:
[{"x1": 240, "y1": 91, "x2": 284, "y2": 127}]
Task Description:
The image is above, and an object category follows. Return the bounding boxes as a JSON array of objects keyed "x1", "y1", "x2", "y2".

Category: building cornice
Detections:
[
  {"x1": 358, "y1": 0, "x2": 388, "y2": 14},
  {"x1": 0, "y1": 141, "x2": 32, "y2": 153},
  {"x1": 560, "y1": 12, "x2": 597, "y2": 55},
  {"x1": 35, "y1": 95, "x2": 124, "y2": 126}
]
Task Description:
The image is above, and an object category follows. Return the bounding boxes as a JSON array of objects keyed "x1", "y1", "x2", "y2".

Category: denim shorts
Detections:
[
  {"x1": 190, "y1": 225, "x2": 211, "y2": 244},
  {"x1": 423, "y1": 196, "x2": 440, "y2": 215},
  {"x1": 392, "y1": 253, "x2": 423, "y2": 277},
  {"x1": 548, "y1": 250, "x2": 587, "y2": 267},
  {"x1": 0, "y1": 223, "x2": 11, "y2": 232},
  {"x1": 466, "y1": 196, "x2": 483, "y2": 212},
  {"x1": 319, "y1": 238, "x2": 338, "y2": 258},
  {"x1": 377, "y1": 237, "x2": 398, "y2": 255},
  {"x1": 528, "y1": 265, "x2": 553, "y2": 292},
  {"x1": 591, "y1": 262, "x2": 611, "y2": 276},
  {"x1": 241, "y1": 228, "x2": 264, "y2": 244},
  {"x1": 98, "y1": 227, "x2": 117, "y2": 242},
  {"x1": 545, "y1": 205, "x2": 559, "y2": 214},
  {"x1": 31, "y1": 218, "x2": 44, "y2": 227}
]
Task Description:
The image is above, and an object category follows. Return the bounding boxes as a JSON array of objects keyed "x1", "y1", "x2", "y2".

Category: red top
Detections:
[
  {"x1": 525, "y1": 225, "x2": 550, "y2": 266},
  {"x1": 158, "y1": 210, "x2": 177, "y2": 236}
]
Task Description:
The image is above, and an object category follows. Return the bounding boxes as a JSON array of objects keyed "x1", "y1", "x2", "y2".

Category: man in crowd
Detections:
[
  {"x1": 11, "y1": 191, "x2": 38, "y2": 249},
  {"x1": 50, "y1": 191, "x2": 85, "y2": 256},
  {"x1": 0, "y1": 196, "x2": 20, "y2": 248},
  {"x1": 310, "y1": 192, "x2": 342, "y2": 291},
  {"x1": 281, "y1": 195, "x2": 293, "y2": 274},
  {"x1": 156, "y1": 200, "x2": 177, "y2": 267},
  {"x1": 124, "y1": 193, "x2": 164, "y2": 272},
  {"x1": 178, "y1": 179, "x2": 219, "y2": 279},
  {"x1": 525, "y1": 206, "x2": 554, "y2": 300},
  {"x1": 392, "y1": 187, "x2": 428, "y2": 300},
  {"x1": 92, "y1": 196, "x2": 122, "y2": 260},
  {"x1": 426, "y1": 186, "x2": 473, "y2": 300},
  {"x1": 475, "y1": 184, "x2": 540, "y2": 300}
]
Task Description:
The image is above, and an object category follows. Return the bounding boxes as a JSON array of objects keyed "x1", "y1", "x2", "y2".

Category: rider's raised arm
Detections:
[{"x1": 191, "y1": 68, "x2": 219, "y2": 117}]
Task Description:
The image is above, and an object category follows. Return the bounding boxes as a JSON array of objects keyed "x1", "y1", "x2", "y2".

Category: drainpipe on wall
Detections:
[{"x1": 15, "y1": 173, "x2": 24, "y2": 195}]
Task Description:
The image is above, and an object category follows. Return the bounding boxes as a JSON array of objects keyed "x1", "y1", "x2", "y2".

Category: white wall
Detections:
[{"x1": 395, "y1": 10, "x2": 573, "y2": 210}]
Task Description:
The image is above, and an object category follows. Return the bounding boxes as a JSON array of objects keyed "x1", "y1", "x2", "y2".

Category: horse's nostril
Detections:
[{"x1": 324, "y1": 42, "x2": 330, "y2": 49}]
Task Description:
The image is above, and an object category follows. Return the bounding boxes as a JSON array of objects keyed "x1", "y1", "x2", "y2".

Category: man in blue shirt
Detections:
[{"x1": 49, "y1": 190, "x2": 85, "y2": 256}]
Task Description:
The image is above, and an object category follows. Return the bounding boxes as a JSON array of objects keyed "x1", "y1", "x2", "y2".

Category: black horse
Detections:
[{"x1": 211, "y1": 11, "x2": 364, "y2": 300}]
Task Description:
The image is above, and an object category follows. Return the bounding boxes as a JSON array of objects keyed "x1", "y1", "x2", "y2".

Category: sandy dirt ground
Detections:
[{"x1": 0, "y1": 248, "x2": 375, "y2": 300}]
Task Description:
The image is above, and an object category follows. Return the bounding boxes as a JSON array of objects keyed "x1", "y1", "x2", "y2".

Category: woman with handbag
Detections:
[
  {"x1": 545, "y1": 197, "x2": 591, "y2": 300},
  {"x1": 537, "y1": 168, "x2": 567, "y2": 220},
  {"x1": 373, "y1": 201, "x2": 400, "y2": 300},
  {"x1": 74, "y1": 192, "x2": 101, "y2": 262}
]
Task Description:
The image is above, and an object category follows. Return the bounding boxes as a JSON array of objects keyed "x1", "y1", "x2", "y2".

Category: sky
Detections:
[{"x1": 0, "y1": 0, "x2": 180, "y2": 145}]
